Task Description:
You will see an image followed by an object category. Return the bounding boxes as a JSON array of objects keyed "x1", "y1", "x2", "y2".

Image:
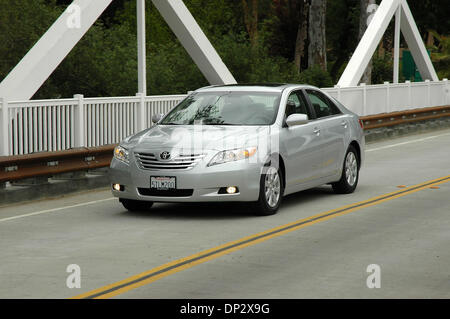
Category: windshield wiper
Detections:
[
  {"x1": 204, "y1": 122, "x2": 237, "y2": 126},
  {"x1": 161, "y1": 122, "x2": 183, "y2": 125}
]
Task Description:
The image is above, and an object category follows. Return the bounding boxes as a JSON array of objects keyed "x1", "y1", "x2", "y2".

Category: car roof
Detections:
[{"x1": 195, "y1": 83, "x2": 317, "y2": 93}]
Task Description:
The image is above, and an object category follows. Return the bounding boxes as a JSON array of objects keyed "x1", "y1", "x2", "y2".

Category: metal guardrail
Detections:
[
  {"x1": 362, "y1": 105, "x2": 449, "y2": 129},
  {"x1": 0, "y1": 105, "x2": 449, "y2": 184},
  {"x1": 0, "y1": 145, "x2": 114, "y2": 183},
  {"x1": 2, "y1": 79, "x2": 449, "y2": 156}
]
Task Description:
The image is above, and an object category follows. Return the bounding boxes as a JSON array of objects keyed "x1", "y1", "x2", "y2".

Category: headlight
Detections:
[
  {"x1": 114, "y1": 145, "x2": 129, "y2": 164},
  {"x1": 208, "y1": 147, "x2": 257, "y2": 167}
]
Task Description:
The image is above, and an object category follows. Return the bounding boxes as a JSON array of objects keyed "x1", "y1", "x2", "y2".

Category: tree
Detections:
[
  {"x1": 308, "y1": 0, "x2": 327, "y2": 70},
  {"x1": 407, "y1": 0, "x2": 450, "y2": 37},
  {"x1": 294, "y1": 0, "x2": 310, "y2": 72},
  {"x1": 2, "y1": 0, "x2": 448, "y2": 98},
  {"x1": 326, "y1": 0, "x2": 360, "y2": 82},
  {"x1": 358, "y1": 0, "x2": 375, "y2": 84},
  {"x1": 428, "y1": 31, "x2": 450, "y2": 80},
  {"x1": 263, "y1": 0, "x2": 299, "y2": 62},
  {"x1": 242, "y1": 0, "x2": 259, "y2": 47},
  {"x1": 0, "y1": 0, "x2": 62, "y2": 84}
]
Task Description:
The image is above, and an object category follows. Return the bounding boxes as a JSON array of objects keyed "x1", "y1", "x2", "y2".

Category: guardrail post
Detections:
[
  {"x1": 1, "y1": 97, "x2": 9, "y2": 156},
  {"x1": 360, "y1": 83, "x2": 367, "y2": 116},
  {"x1": 74, "y1": 94, "x2": 85, "y2": 148},
  {"x1": 136, "y1": 93, "x2": 146, "y2": 131},
  {"x1": 444, "y1": 79, "x2": 449, "y2": 105},
  {"x1": 334, "y1": 85, "x2": 341, "y2": 102},
  {"x1": 384, "y1": 82, "x2": 390, "y2": 113},
  {"x1": 406, "y1": 80, "x2": 412, "y2": 109},
  {"x1": 425, "y1": 79, "x2": 431, "y2": 107}
]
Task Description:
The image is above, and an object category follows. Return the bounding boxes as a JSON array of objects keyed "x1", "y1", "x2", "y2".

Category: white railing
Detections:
[
  {"x1": 1, "y1": 80, "x2": 449, "y2": 156},
  {"x1": 323, "y1": 79, "x2": 449, "y2": 116},
  {"x1": 0, "y1": 94, "x2": 185, "y2": 156}
]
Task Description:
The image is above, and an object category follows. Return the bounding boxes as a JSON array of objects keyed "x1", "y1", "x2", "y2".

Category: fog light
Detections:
[
  {"x1": 113, "y1": 184, "x2": 123, "y2": 191},
  {"x1": 226, "y1": 186, "x2": 237, "y2": 194}
]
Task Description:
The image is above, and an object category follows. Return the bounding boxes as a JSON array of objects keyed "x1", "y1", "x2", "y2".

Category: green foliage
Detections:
[
  {"x1": 0, "y1": 0, "x2": 139, "y2": 98},
  {"x1": 261, "y1": 0, "x2": 302, "y2": 62},
  {"x1": 0, "y1": 0, "x2": 448, "y2": 98},
  {"x1": 146, "y1": 32, "x2": 304, "y2": 94},
  {"x1": 147, "y1": 42, "x2": 207, "y2": 95},
  {"x1": 372, "y1": 53, "x2": 393, "y2": 84},
  {"x1": 407, "y1": 0, "x2": 450, "y2": 36},
  {"x1": 428, "y1": 31, "x2": 450, "y2": 79},
  {"x1": 0, "y1": 0, "x2": 63, "y2": 82},
  {"x1": 326, "y1": 0, "x2": 360, "y2": 82},
  {"x1": 38, "y1": 22, "x2": 138, "y2": 98},
  {"x1": 215, "y1": 32, "x2": 299, "y2": 84},
  {"x1": 297, "y1": 66, "x2": 334, "y2": 88},
  {"x1": 115, "y1": 0, "x2": 175, "y2": 45},
  {"x1": 183, "y1": 0, "x2": 245, "y2": 38}
]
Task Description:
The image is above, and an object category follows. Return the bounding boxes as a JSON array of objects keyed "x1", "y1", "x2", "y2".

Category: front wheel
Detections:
[
  {"x1": 253, "y1": 163, "x2": 284, "y2": 216},
  {"x1": 332, "y1": 145, "x2": 359, "y2": 194},
  {"x1": 120, "y1": 198, "x2": 153, "y2": 212}
]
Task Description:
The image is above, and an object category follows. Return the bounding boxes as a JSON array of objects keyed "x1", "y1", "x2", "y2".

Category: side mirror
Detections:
[
  {"x1": 286, "y1": 113, "x2": 308, "y2": 127},
  {"x1": 151, "y1": 113, "x2": 164, "y2": 124}
]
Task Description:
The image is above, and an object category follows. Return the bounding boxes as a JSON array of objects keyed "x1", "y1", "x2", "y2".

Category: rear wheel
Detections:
[
  {"x1": 332, "y1": 145, "x2": 359, "y2": 194},
  {"x1": 253, "y1": 162, "x2": 284, "y2": 216},
  {"x1": 120, "y1": 199, "x2": 153, "y2": 212}
]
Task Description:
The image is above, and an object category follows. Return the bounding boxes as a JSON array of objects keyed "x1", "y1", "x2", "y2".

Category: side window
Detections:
[
  {"x1": 306, "y1": 90, "x2": 341, "y2": 118},
  {"x1": 285, "y1": 91, "x2": 312, "y2": 118}
]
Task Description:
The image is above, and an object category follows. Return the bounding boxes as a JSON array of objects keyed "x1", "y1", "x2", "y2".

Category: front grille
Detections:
[
  {"x1": 135, "y1": 152, "x2": 205, "y2": 170},
  {"x1": 138, "y1": 188, "x2": 194, "y2": 197}
]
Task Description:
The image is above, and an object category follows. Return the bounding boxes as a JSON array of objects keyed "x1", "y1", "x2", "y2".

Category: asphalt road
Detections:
[{"x1": 0, "y1": 128, "x2": 449, "y2": 299}]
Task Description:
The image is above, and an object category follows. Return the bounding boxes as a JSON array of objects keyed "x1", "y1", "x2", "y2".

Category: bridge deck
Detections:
[{"x1": 0, "y1": 129, "x2": 449, "y2": 298}]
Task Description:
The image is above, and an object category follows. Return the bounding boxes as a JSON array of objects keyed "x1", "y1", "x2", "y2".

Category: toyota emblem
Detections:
[{"x1": 160, "y1": 151, "x2": 171, "y2": 160}]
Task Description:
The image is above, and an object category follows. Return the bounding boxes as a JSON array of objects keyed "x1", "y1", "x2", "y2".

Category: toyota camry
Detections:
[{"x1": 110, "y1": 84, "x2": 364, "y2": 215}]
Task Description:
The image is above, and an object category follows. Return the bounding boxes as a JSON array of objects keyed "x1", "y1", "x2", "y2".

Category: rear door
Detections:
[{"x1": 305, "y1": 89, "x2": 347, "y2": 178}]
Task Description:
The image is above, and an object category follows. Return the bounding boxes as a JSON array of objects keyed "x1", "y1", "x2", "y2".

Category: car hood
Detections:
[{"x1": 121, "y1": 125, "x2": 271, "y2": 152}]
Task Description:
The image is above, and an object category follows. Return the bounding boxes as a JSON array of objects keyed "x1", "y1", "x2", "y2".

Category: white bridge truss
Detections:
[
  {"x1": 0, "y1": 0, "x2": 447, "y2": 156},
  {"x1": 338, "y1": 0, "x2": 438, "y2": 87},
  {"x1": 0, "y1": 0, "x2": 236, "y2": 102}
]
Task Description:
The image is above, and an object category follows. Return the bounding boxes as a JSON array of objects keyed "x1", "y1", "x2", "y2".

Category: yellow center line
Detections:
[{"x1": 72, "y1": 175, "x2": 450, "y2": 299}]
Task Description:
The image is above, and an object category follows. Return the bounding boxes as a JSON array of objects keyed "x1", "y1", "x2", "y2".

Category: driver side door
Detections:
[{"x1": 280, "y1": 90, "x2": 324, "y2": 193}]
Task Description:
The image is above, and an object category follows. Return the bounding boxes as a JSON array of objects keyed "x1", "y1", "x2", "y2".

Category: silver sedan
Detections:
[{"x1": 109, "y1": 84, "x2": 365, "y2": 215}]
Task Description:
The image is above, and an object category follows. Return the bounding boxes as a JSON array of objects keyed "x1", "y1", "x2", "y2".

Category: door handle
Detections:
[
  {"x1": 341, "y1": 121, "x2": 348, "y2": 128},
  {"x1": 313, "y1": 128, "x2": 321, "y2": 136}
]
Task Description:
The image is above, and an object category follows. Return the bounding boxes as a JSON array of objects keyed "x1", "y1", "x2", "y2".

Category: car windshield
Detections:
[{"x1": 160, "y1": 91, "x2": 281, "y2": 126}]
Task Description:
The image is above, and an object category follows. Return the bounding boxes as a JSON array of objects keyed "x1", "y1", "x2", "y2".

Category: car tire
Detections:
[
  {"x1": 332, "y1": 145, "x2": 359, "y2": 194},
  {"x1": 120, "y1": 198, "x2": 153, "y2": 212},
  {"x1": 253, "y1": 160, "x2": 284, "y2": 216}
]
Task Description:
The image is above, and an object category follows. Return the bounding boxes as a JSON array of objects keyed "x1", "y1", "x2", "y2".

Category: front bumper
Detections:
[{"x1": 109, "y1": 152, "x2": 263, "y2": 203}]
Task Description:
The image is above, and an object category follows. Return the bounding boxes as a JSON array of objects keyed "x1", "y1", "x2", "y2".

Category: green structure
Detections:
[{"x1": 402, "y1": 50, "x2": 431, "y2": 82}]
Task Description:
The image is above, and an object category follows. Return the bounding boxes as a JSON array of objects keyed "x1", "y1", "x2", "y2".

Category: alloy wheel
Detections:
[
  {"x1": 264, "y1": 167, "x2": 281, "y2": 208},
  {"x1": 345, "y1": 152, "x2": 358, "y2": 186}
]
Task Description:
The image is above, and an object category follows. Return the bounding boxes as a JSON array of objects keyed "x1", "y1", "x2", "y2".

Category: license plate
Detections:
[{"x1": 150, "y1": 176, "x2": 176, "y2": 190}]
